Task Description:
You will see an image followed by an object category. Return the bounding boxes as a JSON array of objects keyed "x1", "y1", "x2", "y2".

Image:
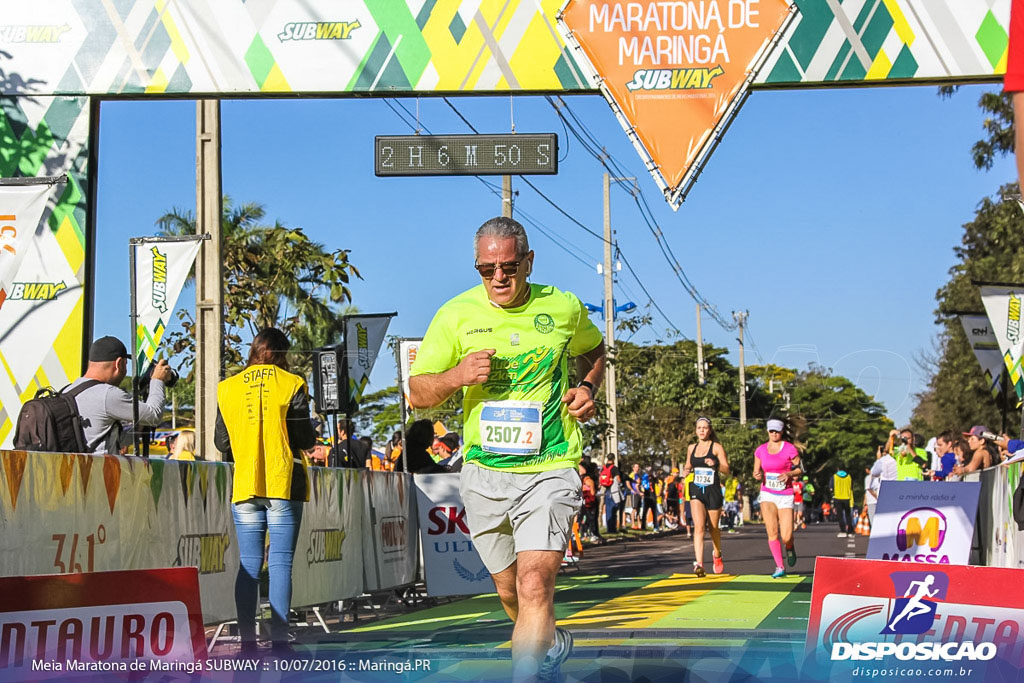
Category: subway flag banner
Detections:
[
  {"x1": 807, "y1": 557, "x2": 1024, "y2": 678},
  {"x1": 866, "y1": 481, "x2": 980, "y2": 566},
  {"x1": 980, "y1": 284, "x2": 1024, "y2": 401},
  {"x1": 0, "y1": 184, "x2": 55, "y2": 312},
  {"x1": 343, "y1": 314, "x2": 394, "y2": 409},
  {"x1": 0, "y1": 567, "x2": 207, "y2": 675},
  {"x1": 958, "y1": 313, "x2": 1006, "y2": 398},
  {"x1": 559, "y1": 0, "x2": 792, "y2": 208},
  {"x1": 132, "y1": 238, "x2": 203, "y2": 377}
]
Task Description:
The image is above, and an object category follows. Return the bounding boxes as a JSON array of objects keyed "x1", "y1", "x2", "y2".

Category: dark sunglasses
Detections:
[{"x1": 474, "y1": 260, "x2": 521, "y2": 278}]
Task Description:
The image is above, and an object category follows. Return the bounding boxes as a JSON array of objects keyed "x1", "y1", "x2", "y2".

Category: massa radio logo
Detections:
[
  {"x1": 278, "y1": 21, "x2": 360, "y2": 42},
  {"x1": 881, "y1": 507, "x2": 949, "y2": 563}
]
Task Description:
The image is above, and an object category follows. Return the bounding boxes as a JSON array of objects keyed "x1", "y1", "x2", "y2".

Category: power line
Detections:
[
  {"x1": 437, "y1": 97, "x2": 685, "y2": 338},
  {"x1": 546, "y1": 96, "x2": 738, "y2": 332}
]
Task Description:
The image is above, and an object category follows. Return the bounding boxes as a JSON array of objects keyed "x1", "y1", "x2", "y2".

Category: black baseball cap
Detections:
[{"x1": 89, "y1": 336, "x2": 129, "y2": 362}]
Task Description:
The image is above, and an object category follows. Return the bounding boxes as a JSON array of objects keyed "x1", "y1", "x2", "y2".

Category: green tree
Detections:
[
  {"x1": 912, "y1": 186, "x2": 1024, "y2": 434},
  {"x1": 157, "y1": 197, "x2": 360, "y2": 379}
]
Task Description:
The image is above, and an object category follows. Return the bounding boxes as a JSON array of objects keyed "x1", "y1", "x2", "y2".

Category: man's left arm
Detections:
[{"x1": 562, "y1": 342, "x2": 605, "y2": 422}]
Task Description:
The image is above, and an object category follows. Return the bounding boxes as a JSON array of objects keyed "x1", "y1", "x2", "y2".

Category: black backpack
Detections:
[{"x1": 13, "y1": 380, "x2": 105, "y2": 453}]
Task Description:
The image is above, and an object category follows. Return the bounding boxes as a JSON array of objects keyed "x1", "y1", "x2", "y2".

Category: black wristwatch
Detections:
[{"x1": 577, "y1": 380, "x2": 596, "y2": 395}]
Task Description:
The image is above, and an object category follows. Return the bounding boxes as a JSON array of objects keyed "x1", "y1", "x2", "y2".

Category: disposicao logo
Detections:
[
  {"x1": 278, "y1": 21, "x2": 360, "y2": 42},
  {"x1": 830, "y1": 571, "x2": 996, "y2": 663},
  {"x1": 881, "y1": 507, "x2": 949, "y2": 563}
]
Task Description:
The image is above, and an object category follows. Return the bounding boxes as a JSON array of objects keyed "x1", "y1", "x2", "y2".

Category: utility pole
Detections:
[
  {"x1": 603, "y1": 173, "x2": 617, "y2": 465},
  {"x1": 195, "y1": 100, "x2": 223, "y2": 460},
  {"x1": 733, "y1": 310, "x2": 748, "y2": 425},
  {"x1": 696, "y1": 303, "x2": 705, "y2": 385},
  {"x1": 502, "y1": 175, "x2": 512, "y2": 217}
]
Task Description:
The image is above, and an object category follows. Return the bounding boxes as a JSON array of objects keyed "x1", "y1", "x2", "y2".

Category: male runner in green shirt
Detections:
[{"x1": 410, "y1": 216, "x2": 605, "y2": 681}]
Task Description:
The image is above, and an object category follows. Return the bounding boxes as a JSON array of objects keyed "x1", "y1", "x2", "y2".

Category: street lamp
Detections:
[{"x1": 584, "y1": 300, "x2": 636, "y2": 320}]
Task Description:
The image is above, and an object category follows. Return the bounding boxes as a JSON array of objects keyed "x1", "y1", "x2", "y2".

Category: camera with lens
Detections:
[{"x1": 134, "y1": 362, "x2": 179, "y2": 400}]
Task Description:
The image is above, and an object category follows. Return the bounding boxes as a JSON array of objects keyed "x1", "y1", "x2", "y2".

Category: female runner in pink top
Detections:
[{"x1": 753, "y1": 418, "x2": 803, "y2": 578}]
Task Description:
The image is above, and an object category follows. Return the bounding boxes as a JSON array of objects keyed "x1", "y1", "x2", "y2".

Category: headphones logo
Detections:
[{"x1": 895, "y1": 507, "x2": 946, "y2": 552}]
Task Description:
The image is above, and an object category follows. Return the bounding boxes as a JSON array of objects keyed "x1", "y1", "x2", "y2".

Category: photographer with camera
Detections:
[
  {"x1": 67, "y1": 336, "x2": 172, "y2": 455},
  {"x1": 884, "y1": 428, "x2": 927, "y2": 481}
]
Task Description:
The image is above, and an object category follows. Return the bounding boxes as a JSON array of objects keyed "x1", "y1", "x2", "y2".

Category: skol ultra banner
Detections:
[
  {"x1": 807, "y1": 557, "x2": 1024, "y2": 679},
  {"x1": 398, "y1": 339, "x2": 421, "y2": 412},
  {"x1": 414, "y1": 473, "x2": 491, "y2": 598},
  {"x1": 343, "y1": 314, "x2": 394, "y2": 408},
  {"x1": 559, "y1": 0, "x2": 793, "y2": 208},
  {"x1": 959, "y1": 313, "x2": 1006, "y2": 397},
  {"x1": 132, "y1": 238, "x2": 203, "y2": 375},
  {"x1": 0, "y1": 183, "x2": 54, "y2": 311},
  {"x1": 866, "y1": 481, "x2": 981, "y2": 565},
  {"x1": 980, "y1": 284, "x2": 1024, "y2": 400}
]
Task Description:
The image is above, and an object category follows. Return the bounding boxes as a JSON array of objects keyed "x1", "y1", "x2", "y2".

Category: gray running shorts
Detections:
[{"x1": 459, "y1": 463, "x2": 582, "y2": 574}]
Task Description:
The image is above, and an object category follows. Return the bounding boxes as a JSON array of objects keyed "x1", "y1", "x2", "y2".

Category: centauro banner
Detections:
[
  {"x1": 0, "y1": 183, "x2": 55, "y2": 311},
  {"x1": 559, "y1": 0, "x2": 792, "y2": 207},
  {"x1": 958, "y1": 313, "x2": 1006, "y2": 398},
  {"x1": 344, "y1": 314, "x2": 394, "y2": 408},
  {"x1": 132, "y1": 238, "x2": 203, "y2": 375},
  {"x1": 980, "y1": 284, "x2": 1024, "y2": 400}
]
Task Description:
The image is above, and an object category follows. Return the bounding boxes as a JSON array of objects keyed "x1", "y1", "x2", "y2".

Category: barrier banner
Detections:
[
  {"x1": 977, "y1": 463, "x2": 1024, "y2": 569},
  {"x1": 980, "y1": 284, "x2": 1024, "y2": 400},
  {"x1": 291, "y1": 467, "x2": 366, "y2": 608},
  {"x1": 131, "y1": 237, "x2": 204, "y2": 376},
  {"x1": 959, "y1": 313, "x2": 1006, "y2": 397},
  {"x1": 361, "y1": 471, "x2": 419, "y2": 592},
  {"x1": 414, "y1": 473, "x2": 491, "y2": 598},
  {"x1": 0, "y1": 567, "x2": 206, "y2": 677},
  {"x1": 559, "y1": 0, "x2": 792, "y2": 208},
  {"x1": 0, "y1": 183, "x2": 53, "y2": 312},
  {"x1": 343, "y1": 314, "x2": 394, "y2": 409},
  {"x1": 0, "y1": 452, "x2": 239, "y2": 624},
  {"x1": 807, "y1": 557, "x2": 1024, "y2": 675},
  {"x1": 866, "y1": 481, "x2": 980, "y2": 565}
]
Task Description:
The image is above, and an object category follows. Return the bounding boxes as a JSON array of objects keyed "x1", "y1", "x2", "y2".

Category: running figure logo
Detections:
[{"x1": 881, "y1": 571, "x2": 949, "y2": 635}]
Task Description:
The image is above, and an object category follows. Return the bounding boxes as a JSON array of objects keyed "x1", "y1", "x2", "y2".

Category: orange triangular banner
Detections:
[
  {"x1": 59, "y1": 453, "x2": 75, "y2": 496},
  {"x1": 2, "y1": 451, "x2": 27, "y2": 512},
  {"x1": 77, "y1": 454, "x2": 94, "y2": 497},
  {"x1": 561, "y1": 0, "x2": 791, "y2": 203},
  {"x1": 102, "y1": 455, "x2": 121, "y2": 514}
]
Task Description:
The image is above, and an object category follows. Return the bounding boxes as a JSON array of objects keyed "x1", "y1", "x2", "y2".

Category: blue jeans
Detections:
[{"x1": 232, "y1": 498, "x2": 303, "y2": 643}]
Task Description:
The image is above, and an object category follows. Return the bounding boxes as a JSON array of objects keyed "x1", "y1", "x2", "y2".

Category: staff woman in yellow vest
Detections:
[{"x1": 214, "y1": 328, "x2": 316, "y2": 654}]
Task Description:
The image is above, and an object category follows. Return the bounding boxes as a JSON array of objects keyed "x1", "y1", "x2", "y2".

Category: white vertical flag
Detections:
[
  {"x1": 398, "y1": 339, "x2": 421, "y2": 411},
  {"x1": 958, "y1": 314, "x2": 1006, "y2": 397},
  {"x1": 0, "y1": 184, "x2": 52, "y2": 311},
  {"x1": 980, "y1": 285, "x2": 1024, "y2": 401},
  {"x1": 344, "y1": 314, "x2": 394, "y2": 408},
  {"x1": 132, "y1": 238, "x2": 204, "y2": 374}
]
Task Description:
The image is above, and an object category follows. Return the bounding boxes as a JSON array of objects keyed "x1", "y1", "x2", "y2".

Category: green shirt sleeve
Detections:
[
  {"x1": 410, "y1": 306, "x2": 461, "y2": 376},
  {"x1": 566, "y1": 290, "x2": 604, "y2": 357}
]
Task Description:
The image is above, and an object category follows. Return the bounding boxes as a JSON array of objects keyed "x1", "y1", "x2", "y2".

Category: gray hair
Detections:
[{"x1": 474, "y1": 217, "x2": 530, "y2": 259}]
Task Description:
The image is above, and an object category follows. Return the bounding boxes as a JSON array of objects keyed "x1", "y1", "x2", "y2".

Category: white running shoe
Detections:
[{"x1": 537, "y1": 627, "x2": 573, "y2": 682}]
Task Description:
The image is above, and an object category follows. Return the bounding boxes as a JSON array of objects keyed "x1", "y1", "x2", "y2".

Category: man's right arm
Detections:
[{"x1": 409, "y1": 349, "x2": 495, "y2": 409}]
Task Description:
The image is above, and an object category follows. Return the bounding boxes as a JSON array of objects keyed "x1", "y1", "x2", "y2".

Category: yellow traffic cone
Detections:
[{"x1": 855, "y1": 508, "x2": 871, "y2": 535}]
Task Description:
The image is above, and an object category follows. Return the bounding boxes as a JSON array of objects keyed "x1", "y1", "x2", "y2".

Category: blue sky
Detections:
[{"x1": 93, "y1": 83, "x2": 1015, "y2": 430}]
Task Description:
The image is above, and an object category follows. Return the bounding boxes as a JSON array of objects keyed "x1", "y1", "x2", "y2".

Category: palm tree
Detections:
[{"x1": 157, "y1": 196, "x2": 360, "y2": 379}]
